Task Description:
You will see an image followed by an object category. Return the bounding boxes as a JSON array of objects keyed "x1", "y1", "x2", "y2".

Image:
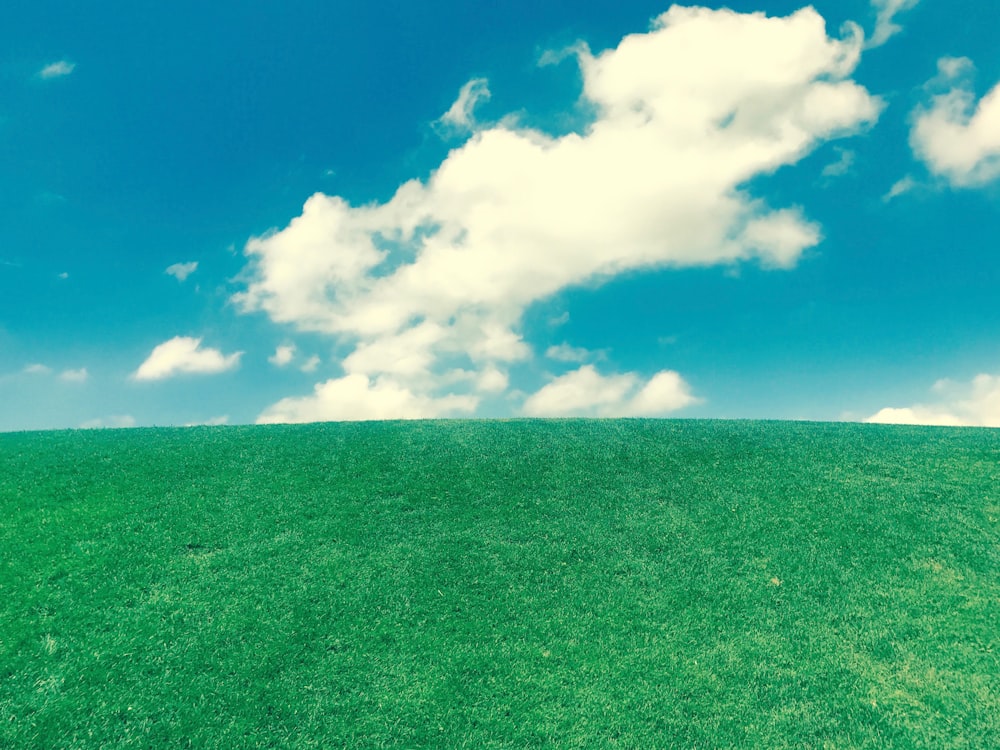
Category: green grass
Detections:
[{"x1": 1, "y1": 419, "x2": 998, "y2": 748}]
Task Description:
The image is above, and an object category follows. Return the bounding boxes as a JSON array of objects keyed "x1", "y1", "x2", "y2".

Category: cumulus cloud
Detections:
[
  {"x1": 257, "y1": 374, "x2": 478, "y2": 423},
  {"x1": 477, "y1": 366, "x2": 509, "y2": 394},
  {"x1": 237, "y1": 6, "x2": 879, "y2": 421},
  {"x1": 866, "y1": 373, "x2": 1000, "y2": 427},
  {"x1": 80, "y1": 415, "x2": 137, "y2": 430},
  {"x1": 910, "y1": 57, "x2": 1000, "y2": 187},
  {"x1": 23, "y1": 363, "x2": 52, "y2": 375},
  {"x1": 627, "y1": 370, "x2": 702, "y2": 415},
  {"x1": 269, "y1": 344, "x2": 296, "y2": 366},
  {"x1": 300, "y1": 355, "x2": 321, "y2": 373},
  {"x1": 165, "y1": 261, "x2": 198, "y2": 281},
  {"x1": 59, "y1": 368, "x2": 88, "y2": 383},
  {"x1": 436, "y1": 78, "x2": 491, "y2": 134},
  {"x1": 867, "y1": 0, "x2": 919, "y2": 48},
  {"x1": 523, "y1": 365, "x2": 700, "y2": 417},
  {"x1": 133, "y1": 336, "x2": 242, "y2": 381},
  {"x1": 39, "y1": 60, "x2": 75, "y2": 79},
  {"x1": 341, "y1": 320, "x2": 446, "y2": 378}
]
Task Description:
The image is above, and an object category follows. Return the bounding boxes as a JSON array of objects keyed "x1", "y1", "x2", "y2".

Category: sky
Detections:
[{"x1": 2, "y1": 0, "x2": 999, "y2": 431}]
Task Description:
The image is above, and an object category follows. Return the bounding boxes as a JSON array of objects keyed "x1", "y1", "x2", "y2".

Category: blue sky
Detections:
[{"x1": 2, "y1": 0, "x2": 999, "y2": 430}]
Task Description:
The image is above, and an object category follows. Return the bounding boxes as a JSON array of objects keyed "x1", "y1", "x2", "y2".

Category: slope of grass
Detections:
[{"x1": 1, "y1": 419, "x2": 998, "y2": 748}]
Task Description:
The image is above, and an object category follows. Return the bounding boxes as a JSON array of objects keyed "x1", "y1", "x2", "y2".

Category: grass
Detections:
[{"x1": 1, "y1": 419, "x2": 998, "y2": 748}]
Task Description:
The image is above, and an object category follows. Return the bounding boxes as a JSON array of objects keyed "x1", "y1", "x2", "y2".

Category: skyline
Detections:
[{"x1": 2, "y1": 0, "x2": 999, "y2": 430}]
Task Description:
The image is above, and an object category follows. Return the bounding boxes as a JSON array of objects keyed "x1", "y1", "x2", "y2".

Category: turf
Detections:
[{"x1": 1, "y1": 419, "x2": 998, "y2": 748}]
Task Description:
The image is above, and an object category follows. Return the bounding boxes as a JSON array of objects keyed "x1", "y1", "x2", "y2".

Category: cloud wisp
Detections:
[
  {"x1": 867, "y1": 0, "x2": 920, "y2": 49},
  {"x1": 821, "y1": 147, "x2": 856, "y2": 178},
  {"x1": 133, "y1": 336, "x2": 242, "y2": 381},
  {"x1": 435, "y1": 78, "x2": 491, "y2": 135},
  {"x1": 39, "y1": 60, "x2": 75, "y2": 79},
  {"x1": 59, "y1": 368, "x2": 88, "y2": 383},
  {"x1": 545, "y1": 343, "x2": 595, "y2": 364},
  {"x1": 234, "y1": 6, "x2": 881, "y2": 422},
  {"x1": 165, "y1": 261, "x2": 198, "y2": 282},
  {"x1": 883, "y1": 175, "x2": 917, "y2": 202},
  {"x1": 21, "y1": 363, "x2": 87, "y2": 382}
]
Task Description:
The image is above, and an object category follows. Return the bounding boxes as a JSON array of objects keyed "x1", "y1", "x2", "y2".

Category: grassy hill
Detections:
[{"x1": 2, "y1": 419, "x2": 998, "y2": 748}]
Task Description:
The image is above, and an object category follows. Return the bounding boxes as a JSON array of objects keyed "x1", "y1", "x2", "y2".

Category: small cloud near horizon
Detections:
[
  {"x1": 523, "y1": 365, "x2": 702, "y2": 417},
  {"x1": 80, "y1": 415, "x2": 137, "y2": 430},
  {"x1": 183, "y1": 415, "x2": 230, "y2": 427},
  {"x1": 866, "y1": 373, "x2": 1000, "y2": 427}
]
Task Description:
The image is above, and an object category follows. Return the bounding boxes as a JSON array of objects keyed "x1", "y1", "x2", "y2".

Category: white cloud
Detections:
[
  {"x1": 523, "y1": 365, "x2": 700, "y2": 417},
  {"x1": 524, "y1": 366, "x2": 634, "y2": 416},
  {"x1": 477, "y1": 366, "x2": 509, "y2": 394},
  {"x1": 545, "y1": 343, "x2": 593, "y2": 363},
  {"x1": 883, "y1": 174, "x2": 917, "y2": 202},
  {"x1": 133, "y1": 336, "x2": 242, "y2": 381},
  {"x1": 867, "y1": 0, "x2": 920, "y2": 48},
  {"x1": 910, "y1": 57, "x2": 1000, "y2": 187},
  {"x1": 80, "y1": 415, "x2": 136, "y2": 430},
  {"x1": 269, "y1": 344, "x2": 296, "y2": 366},
  {"x1": 740, "y1": 209, "x2": 822, "y2": 269},
  {"x1": 236, "y1": 6, "x2": 879, "y2": 419},
  {"x1": 59, "y1": 368, "x2": 88, "y2": 383},
  {"x1": 627, "y1": 370, "x2": 702, "y2": 415},
  {"x1": 24, "y1": 363, "x2": 52, "y2": 375},
  {"x1": 300, "y1": 355, "x2": 321, "y2": 373},
  {"x1": 165, "y1": 261, "x2": 198, "y2": 281},
  {"x1": 342, "y1": 320, "x2": 446, "y2": 378},
  {"x1": 257, "y1": 374, "x2": 478, "y2": 423},
  {"x1": 39, "y1": 60, "x2": 75, "y2": 79},
  {"x1": 866, "y1": 406, "x2": 967, "y2": 427},
  {"x1": 436, "y1": 78, "x2": 491, "y2": 134},
  {"x1": 866, "y1": 373, "x2": 1000, "y2": 427}
]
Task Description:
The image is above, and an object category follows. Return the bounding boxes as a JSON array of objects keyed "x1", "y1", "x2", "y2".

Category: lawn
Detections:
[{"x1": 1, "y1": 419, "x2": 998, "y2": 748}]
